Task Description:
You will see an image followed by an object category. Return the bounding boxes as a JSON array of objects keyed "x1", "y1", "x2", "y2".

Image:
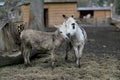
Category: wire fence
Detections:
[{"x1": 79, "y1": 18, "x2": 111, "y2": 27}]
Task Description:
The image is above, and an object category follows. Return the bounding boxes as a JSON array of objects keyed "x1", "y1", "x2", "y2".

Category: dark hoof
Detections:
[
  {"x1": 75, "y1": 64, "x2": 81, "y2": 68},
  {"x1": 65, "y1": 57, "x2": 68, "y2": 61},
  {"x1": 51, "y1": 66, "x2": 54, "y2": 70},
  {"x1": 43, "y1": 60, "x2": 49, "y2": 63},
  {"x1": 51, "y1": 62, "x2": 55, "y2": 70},
  {"x1": 77, "y1": 64, "x2": 81, "y2": 68},
  {"x1": 78, "y1": 64, "x2": 81, "y2": 68},
  {"x1": 51, "y1": 64, "x2": 55, "y2": 70},
  {"x1": 24, "y1": 63, "x2": 32, "y2": 67}
]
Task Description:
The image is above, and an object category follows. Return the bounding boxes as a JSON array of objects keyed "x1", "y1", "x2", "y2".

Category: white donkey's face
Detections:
[
  {"x1": 62, "y1": 15, "x2": 77, "y2": 38},
  {"x1": 54, "y1": 24, "x2": 69, "y2": 40}
]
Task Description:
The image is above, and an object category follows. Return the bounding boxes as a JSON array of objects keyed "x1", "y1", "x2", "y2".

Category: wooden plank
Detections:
[
  {"x1": 0, "y1": 30, "x2": 4, "y2": 50},
  {"x1": 0, "y1": 21, "x2": 9, "y2": 30}
]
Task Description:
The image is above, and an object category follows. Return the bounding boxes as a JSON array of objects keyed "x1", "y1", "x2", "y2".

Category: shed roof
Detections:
[
  {"x1": 77, "y1": 7, "x2": 112, "y2": 11},
  {"x1": 77, "y1": 0, "x2": 89, "y2": 7},
  {"x1": 44, "y1": 0, "x2": 77, "y2": 3}
]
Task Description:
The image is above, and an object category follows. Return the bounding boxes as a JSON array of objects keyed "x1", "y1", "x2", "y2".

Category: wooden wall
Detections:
[
  {"x1": 44, "y1": 2, "x2": 79, "y2": 27},
  {"x1": 94, "y1": 10, "x2": 111, "y2": 18},
  {"x1": 13, "y1": 3, "x2": 111, "y2": 27},
  {"x1": 19, "y1": 2, "x2": 79, "y2": 27},
  {"x1": 21, "y1": 4, "x2": 30, "y2": 24}
]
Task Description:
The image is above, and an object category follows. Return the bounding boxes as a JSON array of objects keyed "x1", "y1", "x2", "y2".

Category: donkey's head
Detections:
[
  {"x1": 62, "y1": 14, "x2": 78, "y2": 38},
  {"x1": 54, "y1": 24, "x2": 69, "y2": 41}
]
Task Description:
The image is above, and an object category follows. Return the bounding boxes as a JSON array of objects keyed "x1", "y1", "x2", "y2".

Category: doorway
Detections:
[
  {"x1": 80, "y1": 10, "x2": 94, "y2": 18},
  {"x1": 44, "y1": 8, "x2": 48, "y2": 27}
]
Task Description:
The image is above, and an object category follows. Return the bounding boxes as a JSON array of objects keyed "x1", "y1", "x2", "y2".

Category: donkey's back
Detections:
[{"x1": 20, "y1": 29, "x2": 55, "y2": 50}]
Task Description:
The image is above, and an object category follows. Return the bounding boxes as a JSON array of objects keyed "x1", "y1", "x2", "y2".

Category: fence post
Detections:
[{"x1": 95, "y1": 18, "x2": 98, "y2": 27}]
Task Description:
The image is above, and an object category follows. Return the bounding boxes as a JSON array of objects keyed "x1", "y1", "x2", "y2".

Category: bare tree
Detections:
[{"x1": 29, "y1": 0, "x2": 45, "y2": 31}]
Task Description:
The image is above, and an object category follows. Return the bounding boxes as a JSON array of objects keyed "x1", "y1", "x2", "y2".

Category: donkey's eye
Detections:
[{"x1": 60, "y1": 31, "x2": 62, "y2": 33}]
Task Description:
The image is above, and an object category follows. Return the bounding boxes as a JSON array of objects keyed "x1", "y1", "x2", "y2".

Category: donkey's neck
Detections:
[
  {"x1": 52, "y1": 30, "x2": 64, "y2": 48},
  {"x1": 74, "y1": 26, "x2": 84, "y2": 41}
]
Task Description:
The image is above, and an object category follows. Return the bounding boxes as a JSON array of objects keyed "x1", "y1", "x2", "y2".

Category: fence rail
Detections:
[{"x1": 79, "y1": 18, "x2": 111, "y2": 27}]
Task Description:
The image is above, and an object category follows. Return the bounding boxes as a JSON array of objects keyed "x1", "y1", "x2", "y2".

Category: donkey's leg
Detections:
[
  {"x1": 23, "y1": 48, "x2": 28, "y2": 66},
  {"x1": 51, "y1": 48, "x2": 55, "y2": 69},
  {"x1": 65, "y1": 42, "x2": 73, "y2": 61},
  {"x1": 23, "y1": 47, "x2": 31, "y2": 67},
  {"x1": 26, "y1": 48, "x2": 31, "y2": 66},
  {"x1": 77, "y1": 44, "x2": 85, "y2": 68},
  {"x1": 65, "y1": 45, "x2": 69, "y2": 61},
  {"x1": 73, "y1": 46, "x2": 80, "y2": 67},
  {"x1": 65, "y1": 42, "x2": 70, "y2": 61},
  {"x1": 79, "y1": 44, "x2": 84, "y2": 58}
]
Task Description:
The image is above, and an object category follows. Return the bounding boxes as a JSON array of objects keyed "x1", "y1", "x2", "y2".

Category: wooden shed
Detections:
[
  {"x1": 1, "y1": 0, "x2": 112, "y2": 28},
  {"x1": 20, "y1": 4, "x2": 30, "y2": 24},
  {"x1": 77, "y1": 7, "x2": 112, "y2": 18},
  {"x1": 44, "y1": 0, "x2": 78, "y2": 27},
  {"x1": 17, "y1": 0, "x2": 78, "y2": 27},
  {"x1": 11, "y1": 0, "x2": 111, "y2": 27}
]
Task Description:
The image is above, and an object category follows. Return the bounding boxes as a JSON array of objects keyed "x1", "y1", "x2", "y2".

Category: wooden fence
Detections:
[{"x1": 79, "y1": 18, "x2": 111, "y2": 27}]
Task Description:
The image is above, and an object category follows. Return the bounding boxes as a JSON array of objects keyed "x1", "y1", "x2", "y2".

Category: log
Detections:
[{"x1": 0, "y1": 50, "x2": 38, "y2": 67}]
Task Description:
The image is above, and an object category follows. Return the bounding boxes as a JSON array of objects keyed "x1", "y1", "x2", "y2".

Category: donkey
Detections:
[
  {"x1": 20, "y1": 24, "x2": 69, "y2": 68},
  {"x1": 62, "y1": 15, "x2": 87, "y2": 67}
]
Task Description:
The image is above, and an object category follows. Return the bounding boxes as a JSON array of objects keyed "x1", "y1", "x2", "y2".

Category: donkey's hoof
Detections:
[
  {"x1": 51, "y1": 66, "x2": 54, "y2": 70},
  {"x1": 51, "y1": 61, "x2": 57, "y2": 70},
  {"x1": 75, "y1": 64, "x2": 81, "y2": 68},
  {"x1": 65, "y1": 57, "x2": 68, "y2": 61},
  {"x1": 77, "y1": 64, "x2": 81, "y2": 68},
  {"x1": 78, "y1": 65, "x2": 81, "y2": 68},
  {"x1": 24, "y1": 63, "x2": 32, "y2": 67}
]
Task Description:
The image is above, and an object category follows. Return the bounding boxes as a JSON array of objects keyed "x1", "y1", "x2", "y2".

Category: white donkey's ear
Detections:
[
  {"x1": 54, "y1": 24, "x2": 60, "y2": 29},
  {"x1": 62, "y1": 14, "x2": 68, "y2": 19},
  {"x1": 71, "y1": 15, "x2": 76, "y2": 19}
]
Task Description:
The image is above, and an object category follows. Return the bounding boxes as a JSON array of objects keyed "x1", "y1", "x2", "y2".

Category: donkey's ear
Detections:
[
  {"x1": 71, "y1": 15, "x2": 74, "y2": 17},
  {"x1": 71, "y1": 15, "x2": 76, "y2": 19},
  {"x1": 54, "y1": 24, "x2": 60, "y2": 29},
  {"x1": 63, "y1": 14, "x2": 66, "y2": 18},
  {"x1": 62, "y1": 14, "x2": 68, "y2": 19}
]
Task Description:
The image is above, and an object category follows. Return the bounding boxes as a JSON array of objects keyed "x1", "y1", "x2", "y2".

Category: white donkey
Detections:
[{"x1": 62, "y1": 15, "x2": 87, "y2": 67}]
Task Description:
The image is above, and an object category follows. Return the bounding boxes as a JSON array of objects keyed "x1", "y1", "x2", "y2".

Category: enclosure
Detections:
[
  {"x1": 0, "y1": 0, "x2": 120, "y2": 80},
  {"x1": 0, "y1": 26, "x2": 120, "y2": 80}
]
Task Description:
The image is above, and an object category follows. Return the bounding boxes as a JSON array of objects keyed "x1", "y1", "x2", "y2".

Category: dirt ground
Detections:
[{"x1": 0, "y1": 27, "x2": 120, "y2": 80}]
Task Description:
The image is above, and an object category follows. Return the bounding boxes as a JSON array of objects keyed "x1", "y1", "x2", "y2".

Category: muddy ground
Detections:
[{"x1": 0, "y1": 27, "x2": 120, "y2": 80}]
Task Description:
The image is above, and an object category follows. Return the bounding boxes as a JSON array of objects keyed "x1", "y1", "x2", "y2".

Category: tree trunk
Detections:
[{"x1": 29, "y1": 0, "x2": 45, "y2": 31}]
